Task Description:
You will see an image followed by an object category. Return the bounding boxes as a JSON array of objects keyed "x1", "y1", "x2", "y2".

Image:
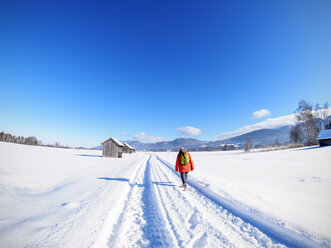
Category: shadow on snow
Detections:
[
  {"x1": 97, "y1": 177, "x2": 176, "y2": 187},
  {"x1": 296, "y1": 145, "x2": 328, "y2": 151},
  {"x1": 76, "y1": 154, "x2": 102, "y2": 157}
]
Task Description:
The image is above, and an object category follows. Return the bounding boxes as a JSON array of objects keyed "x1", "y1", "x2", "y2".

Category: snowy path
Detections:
[{"x1": 99, "y1": 154, "x2": 321, "y2": 248}]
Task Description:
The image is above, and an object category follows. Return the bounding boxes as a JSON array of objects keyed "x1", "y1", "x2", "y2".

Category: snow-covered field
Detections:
[{"x1": 0, "y1": 141, "x2": 330, "y2": 247}]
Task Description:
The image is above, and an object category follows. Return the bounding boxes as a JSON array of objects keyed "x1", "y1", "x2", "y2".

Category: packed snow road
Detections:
[{"x1": 97, "y1": 154, "x2": 318, "y2": 248}]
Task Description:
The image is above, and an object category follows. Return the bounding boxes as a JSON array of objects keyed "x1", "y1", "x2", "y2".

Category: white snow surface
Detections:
[{"x1": 0, "y1": 141, "x2": 331, "y2": 247}]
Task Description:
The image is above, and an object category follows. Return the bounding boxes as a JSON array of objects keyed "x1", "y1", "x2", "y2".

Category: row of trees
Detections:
[
  {"x1": 290, "y1": 100, "x2": 330, "y2": 146},
  {"x1": 244, "y1": 138, "x2": 253, "y2": 152},
  {"x1": 0, "y1": 131, "x2": 67, "y2": 148},
  {"x1": 0, "y1": 132, "x2": 40, "y2": 145}
]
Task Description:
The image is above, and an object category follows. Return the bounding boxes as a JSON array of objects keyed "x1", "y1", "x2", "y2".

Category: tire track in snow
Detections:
[
  {"x1": 140, "y1": 155, "x2": 177, "y2": 247},
  {"x1": 105, "y1": 154, "x2": 176, "y2": 248},
  {"x1": 150, "y1": 156, "x2": 229, "y2": 248},
  {"x1": 93, "y1": 155, "x2": 148, "y2": 247},
  {"x1": 106, "y1": 155, "x2": 148, "y2": 247},
  {"x1": 155, "y1": 155, "x2": 321, "y2": 248}
]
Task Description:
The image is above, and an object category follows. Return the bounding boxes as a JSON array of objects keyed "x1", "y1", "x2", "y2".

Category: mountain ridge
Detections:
[
  {"x1": 125, "y1": 126, "x2": 292, "y2": 151},
  {"x1": 92, "y1": 125, "x2": 294, "y2": 151}
]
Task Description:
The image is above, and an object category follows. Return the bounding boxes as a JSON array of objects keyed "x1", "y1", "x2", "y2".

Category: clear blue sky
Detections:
[{"x1": 1, "y1": 0, "x2": 331, "y2": 147}]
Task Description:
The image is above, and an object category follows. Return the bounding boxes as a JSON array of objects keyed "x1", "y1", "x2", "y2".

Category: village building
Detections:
[
  {"x1": 317, "y1": 129, "x2": 331, "y2": 147},
  {"x1": 101, "y1": 137, "x2": 124, "y2": 158},
  {"x1": 123, "y1": 142, "x2": 136, "y2": 154}
]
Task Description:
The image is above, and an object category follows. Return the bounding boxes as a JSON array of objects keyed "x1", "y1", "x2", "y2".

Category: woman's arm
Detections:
[
  {"x1": 189, "y1": 153, "x2": 194, "y2": 171},
  {"x1": 175, "y1": 154, "x2": 180, "y2": 172}
]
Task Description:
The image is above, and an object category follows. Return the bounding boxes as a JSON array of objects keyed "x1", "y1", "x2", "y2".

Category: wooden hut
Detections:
[
  {"x1": 102, "y1": 137, "x2": 124, "y2": 158},
  {"x1": 317, "y1": 129, "x2": 331, "y2": 147},
  {"x1": 123, "y1": 142, "x2": 136, "y2": 154}
]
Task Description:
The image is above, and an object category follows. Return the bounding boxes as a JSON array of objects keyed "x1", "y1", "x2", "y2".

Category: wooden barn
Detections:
[
  {"x1": 123, "y1": 142, "x2": 135, "y2": 154},
  {"x1": 102, "y1": 137, "x2": 124, "y2": 158},
  {"x1": 317, "y1": 129, "x2": 331, "y2": 147}
]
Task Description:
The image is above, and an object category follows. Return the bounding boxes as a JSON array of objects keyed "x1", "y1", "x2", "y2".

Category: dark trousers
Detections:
[{"x1": 180, "y1": 172, "x2": 188, "y2": 184}]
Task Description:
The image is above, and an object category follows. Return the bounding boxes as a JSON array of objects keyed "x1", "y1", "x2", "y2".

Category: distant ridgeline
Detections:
[
  {"x1": 0, "y1": 131, "x2": 40, "y2": 145},
  {"x1": 123, "y1": 126, "x2": 294, "y2": 152}
]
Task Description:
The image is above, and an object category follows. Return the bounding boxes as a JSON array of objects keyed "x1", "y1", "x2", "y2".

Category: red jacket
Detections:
[{"x1": 175, "y1": 152, "x2": 194, "y2": 173}]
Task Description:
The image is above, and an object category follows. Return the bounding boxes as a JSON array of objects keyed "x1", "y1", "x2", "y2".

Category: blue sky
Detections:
[{"x1": 1, "y1": 0, "x2": 331, "y2": 147}]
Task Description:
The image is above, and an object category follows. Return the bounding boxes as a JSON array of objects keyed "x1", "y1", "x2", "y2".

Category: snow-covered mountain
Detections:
[
  {"x1": 208, "y1": 125, "x2": 292, "y2": 148},
  {"x1": 92, "y1": 126, "x2": 293, "y2": 151},
  {"x1": 121, "y1": 125, "x2": 293, "y2": 151},
  {"x1": 125, "y1": 138, "x2": 208, "y2": 151}
]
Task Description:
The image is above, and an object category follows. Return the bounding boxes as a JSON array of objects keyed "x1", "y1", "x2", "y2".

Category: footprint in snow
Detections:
[
  {"x1": 60, "y1": 202, "x2": 79, "y2": 209},
  {"x1": 188, "y1": 212, "x2": 199, "y2": 230},
  {"x1": 192, "y1": 232, "x2": 208, "y2": 248}
]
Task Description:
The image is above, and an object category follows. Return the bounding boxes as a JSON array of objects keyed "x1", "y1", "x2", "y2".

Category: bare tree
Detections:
[
  {"x1": 290, "y1": 125, "x2": 302, "y2": 144},
  {"x1": 244, "y1": 138, "x2": 252, "y2": 152},
  {"x1": 274, "y1": 138, "x2": 280, "y2": 146},
  {"x1": 295, "y1": 100, "x2": 319, "y2": 145},
  {"x1": 321, "y1": 102, "x2": 329, "y2": 129},
  {"x1": 26, "y1": 136, "x2": 38, "y2": 145},
  {"x1": 314, "y1": 103, "x2": 321, "y2": 116}
]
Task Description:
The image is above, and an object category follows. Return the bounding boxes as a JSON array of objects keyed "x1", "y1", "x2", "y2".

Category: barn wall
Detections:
[
  {"x1": 102, "y1": 142, "x2": 111, "y2": 157},
  {"x1": 102, "y1": 145, "x2": 106, "y2": 157},
  {"x1": 102, "y1": 140, "x2": 120, "y2": 157},
  {"x1": 110, "y1": 141, "x2": 119, "y2": 157},
  {"x1": 319, "y1": 139, "x2": 331, "y2": 147},
  {"x1": 118, "y1": 146, "x2": 123, "y2": 158},
  {"x1": 122, "y1": 146, "x2": 129, "y2": 153}
]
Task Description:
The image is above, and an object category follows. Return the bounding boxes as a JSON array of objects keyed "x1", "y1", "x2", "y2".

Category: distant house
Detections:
[
  {"x1": 317, "y1": 129, "x2": 331, "y2": 147},
  {"x1": 102, "y1": 137, "x2": 124, "y2": 158},
  {"x1": 123, "y1": 142, "x2": 135, "y2": 154}
]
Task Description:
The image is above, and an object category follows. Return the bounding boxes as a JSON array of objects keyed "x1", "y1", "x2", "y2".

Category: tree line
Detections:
[
  {"x1": 0, "y1": 131, "x2": 69, "y2": 148},
  {"x1": 0, "y1": 132, "x2": 40, "y2": 145}
]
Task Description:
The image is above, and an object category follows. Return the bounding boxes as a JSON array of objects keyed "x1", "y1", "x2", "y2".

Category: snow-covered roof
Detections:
[
  {"x1": 123, "y1": 142, "x2": 134, "y2": 150},
  {"x1": 112, "y1": 137, "x2": 124, "y2": 146},
  {"x1": 102, "y1": 137, "x2": 124, "y2": 146},
  {"x1": 317, "y1": 129, "x2": 331, "y2": 140}
]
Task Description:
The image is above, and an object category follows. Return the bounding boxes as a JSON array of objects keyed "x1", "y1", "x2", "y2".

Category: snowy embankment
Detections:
[
  {"x1": 0, "y1": 142, "x2": 145, "y2": 247},
  {"x1": 1, "y1": 141, "x2": 331, "y2": 247},
  {"x1": 156, "y1": 147, "x2": 331, "y2": 246}
]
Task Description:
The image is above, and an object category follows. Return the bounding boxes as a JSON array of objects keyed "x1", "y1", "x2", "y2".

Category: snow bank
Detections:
[{"x1": 0, "y1": 142, "x2": 144, "y2": 247}]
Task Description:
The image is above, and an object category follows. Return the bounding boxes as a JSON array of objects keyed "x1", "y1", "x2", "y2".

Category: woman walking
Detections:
[{"x1": 175, "y1": 147, "x2": 194, "y2": 190}]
